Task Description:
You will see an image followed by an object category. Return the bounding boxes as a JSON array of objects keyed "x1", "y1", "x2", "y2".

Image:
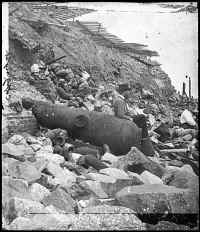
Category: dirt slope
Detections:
[{"x1": 8, "y1": 2, "x2": 175, "y2": 104}]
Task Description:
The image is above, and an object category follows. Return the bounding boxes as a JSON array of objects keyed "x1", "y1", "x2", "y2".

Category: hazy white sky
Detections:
[{"x1": 65, "y1": 2, "x2": 198, "y2": 98}]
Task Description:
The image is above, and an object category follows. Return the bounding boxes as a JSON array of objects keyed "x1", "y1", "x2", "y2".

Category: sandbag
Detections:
[{"x1": 180, "y1": 109, "x2": 196, "y2": 126}]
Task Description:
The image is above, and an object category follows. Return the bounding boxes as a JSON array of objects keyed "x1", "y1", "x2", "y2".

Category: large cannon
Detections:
[{"x1": 22, "y1": 98, "x2": 142, "y2": 156}]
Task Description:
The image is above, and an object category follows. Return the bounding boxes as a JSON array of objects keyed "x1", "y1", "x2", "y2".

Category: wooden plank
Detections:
[
  {"x1": 77, "y1": 20, "x2": 159, "y2": 57},
  {"x1": 84, "y1": 25, "x2": 100, "y2": 27},
  {"x1": 80, "y1": 21, "x2": 101, "y2": 24},
  {"x1": 125, "y1": 42, "x2": 148, "y2": 47},
  {"x1": 82, "y1": 23, "x2": 100, "y2": 26}
]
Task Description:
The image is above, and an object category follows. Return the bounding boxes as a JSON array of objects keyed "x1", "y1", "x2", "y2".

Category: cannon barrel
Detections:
[{"x1": 22, "y1": 98, "x2": 142, "y2": 156}]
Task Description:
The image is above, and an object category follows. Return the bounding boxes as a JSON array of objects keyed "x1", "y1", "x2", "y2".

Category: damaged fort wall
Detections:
[{"x1": 8, "y1": 3, "x2": 175, "y2": 102}]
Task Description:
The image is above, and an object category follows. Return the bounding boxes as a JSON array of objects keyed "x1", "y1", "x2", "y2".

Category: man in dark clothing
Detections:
[
  {"x1": 112, "y1": 90, "x2": 155, "y2": 156},
  {"x1": 132, "y1": 114, "x2": 155, "y2": 156},
  {"x1": 112, "y1": 91, "x2": 132, "y2": 121}
]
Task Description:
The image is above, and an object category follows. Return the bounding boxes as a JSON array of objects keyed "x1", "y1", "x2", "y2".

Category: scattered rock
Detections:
[
  {"x1": 2, "y1": 161, "x2": 9, "y2": 176},
  {"x1": 2, "y1": 216, "x2": 8, "y2": 230},
  {"x1": 9, "y1": 214, "x2": 75, "y2": 230},
  {"x1": 99, "y1": 167, "x2": 130, "y2": 179},
  {"x1": 162, "y1": 166, "x2": 199, "y2": 199},
  {"x1": 70, "y1": 152, "x2": 82, "y2": 163},
  {"x1": 38, "y1": 136, "x2": 53, "y2": 146},
  {"x1": 77, "y1": 196, "x2": 114, "y2": 210},
  {"x1": 61, "y1": 161, "x2": 87, "y2": 175},
  {"x1": 31, "y1": 213, "x2": 75, "y2": 230},
  {"x1": 182, "y1": 134, "x2": 193, "y2": 141},
  {"x1": 32, "y1": 157, "x2": 49, "y2": 172},
  {"x1": 79, "y1": 180, "x2": 108, "y2": 199},
  {"x1": 167, "y1": 159, "x2": 184, "y2": 167},
  {"x1": 36, "y1": 151, "x2": 65, "y2": 165},
  {"x1": 2, "y1": 158, "x2": 17, "y2": 176},
  {"x1": 65, "y1": 182, "x2": 93, "y2": 200},
  {"x1": 146, "y1": 220, "x2": 192, "y2": 230},
  {"x1": 8, "y1": 217, "x2": 33, "y2": 230},
  {"x1": 6, "y1": 160, "x2": 42, "y2": 183},
  {"x1": 8, "y1": 134, "x2": 27, "y2": 145},
  {"x1": 36, "y1": 173, "x2": 57, "y2": 190},
  {"x1": 140, "y1": 170, "x2": 163, "y2": 184},
  {"x1": 101, "y1": 152, "x2": 119, "y2": 165},
  {"x1": 2, "y1": 142, "x2": 35, "y2": 159},
  {"x1": 127, "y1": 171, "x2": 145, "y2": 184},
  {"x1": 30, "y1": 143, "x2": 42, "y2": 151},
  {"x1": 5, "y1": 197, "x2": 46, "y2": 223},
  {"x1": 45, "y1": 160, "x2": 78, "y2": 188},
  {"x1": 28, "y1": 183, "x2": 50, "y2": 202},
  {"x1": 44, "y1": 204, "x2": 65, "y2": 214},
  {"x1": 181, "y1": 164, "x2": 196, "y2": 174},
  {"x1": 116, "y1": 184, "x2": 198, "y2": 214},
  {"x1": 41, "y1": 187, "x2": 77, "y2": 213},
  {"x1": 25, "y1": 135, "x2": 42, "y2": 144},
  {"x1": 2, "y1": 176, "x2": 31, "y2": 208},
  {"x1": 165, "y1": 165, "x2": 181, "y2": 171},
  {"x1": 112, "y1": 147, "x2": 165, "y2": 178},
  {"x1": 73, "y1": 146, "x2": 100, "y2": 158},
  {"x1": 46, "y1": 161, "x2": 64, "y2": 176},
  {"x1": 85, "y1": 172, "x2": 116, "y2": 183},
  {"x1": 95, "y1": 198, "x2": 120, "y2": 207},
  {"x1": 85, "y1": 172, "x2": 143, "y2": 197},
  {"x1": 39, "y1": 144, "x2": 54, "y2": 153},
  {"x1": 79, "y1": 154, "x2": 109, "y2": 170},
  {"x1": 78, "y1": 199, "x2": 90, "y2": 209},
  {"x1": 57, "y1": 167, "x2": 77, "y2": 188},
  {"x1": 70, "y1": 205, "x2": 145, "y2": 230}
]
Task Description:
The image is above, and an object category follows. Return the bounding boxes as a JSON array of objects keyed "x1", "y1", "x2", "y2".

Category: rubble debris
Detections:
[
  {"x1": 140, "y1": 170, "x2": 163, "y2": 184},
  {"x1": 162, "y1": 165, "x2": 199, "y2": 197},
  {"x1": 3, "y1": 2, "x2": 199, "y2": 230},
  {"x1": 146, "y1": 220, "x2": 193, "y2": 231},
  {"x1": 84, "y1": 172, "x2": 143, "y2": 197},
  {"x1": 5, "y1": 160, "x2": 42, "y2": 183},
  {"x1": 41, "y1": 187, "x2": 77, "y2": 214},
  {"x1": 2, "y1": 176, "x2": 31, "y2": 208},
  {"x1": 79, "y1": 180, "x2": 109, "y2": 199},
  {"x1": 115, "y1": 184, "x2": 199, "y2": 215},
  {"x1": 112, "y1": 147, "x2": 165, "y2": 178},
  {"x1": 73, "y1": 146, "x2": 100, "y2": 158},
  {"x1": 70, "y1": 205, "x2": 146, "y2": 230},
  {"x1": 9, "y1": 213, "x2": 74, "y2": 230},
  {"x1": 77, "y1": 154, "x2": 109, "y2": 170},
  {"x1": 28, "y1": 183, "x2": 50, "y2": 202},
  {"x1": 5, "y1": 197, "x2": 46, "y2": 223}
]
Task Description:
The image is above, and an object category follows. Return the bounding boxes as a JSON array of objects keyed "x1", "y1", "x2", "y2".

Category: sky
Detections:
[{"x1": 64, "y1": 2, "x2": 198, "y2": 98}]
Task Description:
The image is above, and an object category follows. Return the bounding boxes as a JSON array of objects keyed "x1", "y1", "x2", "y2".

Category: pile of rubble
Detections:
[
  {"x1": 2, "y1": 130, "x2": 199, "y2": 230},
  {"x1": 2, "y1": 57, "x2": 199, "y2": 230},
  {"x1": 3, "y1": 2, "x2": 199, "y2": 230}
]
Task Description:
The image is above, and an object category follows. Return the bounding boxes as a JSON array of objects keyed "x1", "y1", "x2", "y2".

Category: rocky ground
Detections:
[
  {"x1": 2, "y1": 77, "x2": 199, "y2": 230},
  {"x1": 2, "y1": 2, "x2": 199, "y2": 231}
]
